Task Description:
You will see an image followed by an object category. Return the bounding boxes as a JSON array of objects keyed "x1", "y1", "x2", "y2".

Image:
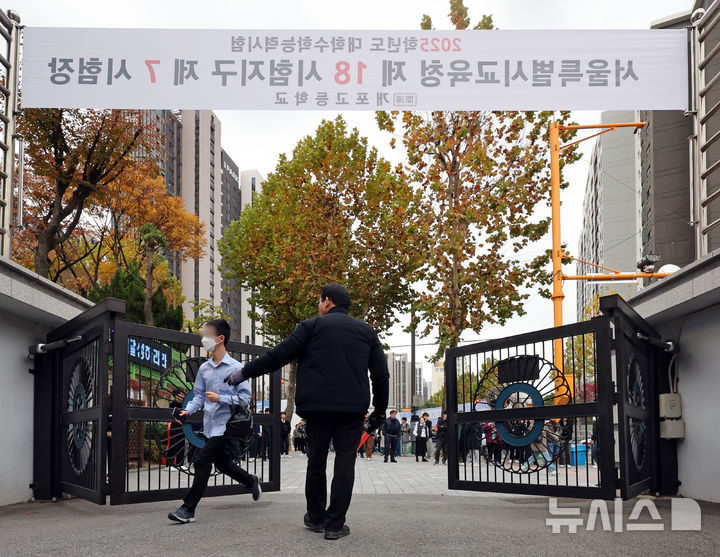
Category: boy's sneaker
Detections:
[
  {"x1": 324, "y1": 525, "x2": 350, "y2": 540},
  {"x1": 304, "y1": 512, "x2": 324, "y2": 533},
  {"x1": 168, "y1": 505, "x2": 195, "y2": 523},
  {"x1": 250, "y1": 474, "x2": 262, "y2": 501}
]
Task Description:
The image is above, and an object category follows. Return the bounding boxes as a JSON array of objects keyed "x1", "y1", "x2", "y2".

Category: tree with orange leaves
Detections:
[
  {"x1": 17, "y1": 109, "x2": 160, "y2": 279},
  {"x1": 376, "y1": 1, "x2": 581, "y2": 366}
]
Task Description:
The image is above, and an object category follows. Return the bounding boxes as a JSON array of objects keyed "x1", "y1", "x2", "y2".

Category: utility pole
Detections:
[
  {"x1": 548, "y1": 117, "x2": 676, "y2": 401},
  {"x1": 410, "y1": 311, "x2": 416, "y2": 414}
]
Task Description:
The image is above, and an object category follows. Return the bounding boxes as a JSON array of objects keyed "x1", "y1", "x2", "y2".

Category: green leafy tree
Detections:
[
  {"x1": 219, "y1": 117, "x2": 425, "y2": 420},
  {"x1": 88, "y1": 262, "x2": 183, "y2": 330},
  {"x1": 377, "y1": 1, "x2": 581, "y2": 411}
]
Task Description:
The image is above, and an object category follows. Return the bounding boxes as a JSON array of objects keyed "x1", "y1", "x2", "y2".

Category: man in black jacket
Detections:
[
  {"x1": 381, "y1": 410, "x2": 401, "y2": 463},
  {"x1": 224, "y1": 283, "x2": 388, "y2": 540},
  {"x1": 280, "y1": 412, "x2": 292, "y2": 457},
  {"x1": 434, "y1": 411, "x2": 448, "y2": 465}
]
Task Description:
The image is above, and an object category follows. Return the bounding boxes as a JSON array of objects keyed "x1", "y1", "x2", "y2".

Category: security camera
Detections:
[{"x1": 637, "y1": 254, "x2": 660, "y2": 272}]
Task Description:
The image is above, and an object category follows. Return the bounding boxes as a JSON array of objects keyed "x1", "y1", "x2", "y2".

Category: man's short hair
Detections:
[
  {"x1": 401, "y1": 417, "x2": 407, "y2": 421},
  {"x1": 422, "y1": 412, "x2": 429, "y2": 417},
  {"x1": 206, "y1": 318, "x2": 231, "y2": 345},
  {"x1": 281, "y1": 411, "x2": 286, "y2": 416},
  {"x1": 321, "y1": 283, "x2": 351, "y2": 309},
  {"x1": 389, "y1": 410, "x2": 396, "y2": 415}
]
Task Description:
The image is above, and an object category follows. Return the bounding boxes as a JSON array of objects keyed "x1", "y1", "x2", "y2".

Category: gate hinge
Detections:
[{"x1": 635, "y1": 332, "x2": 678, "y2": 353}]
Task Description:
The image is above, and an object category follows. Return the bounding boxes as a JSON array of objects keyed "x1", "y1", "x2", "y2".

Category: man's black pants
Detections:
[
  {"x1": 383, "y1": 435, "x2": 399, "y2": 460},
  {"x1": 434, "y1": 433, "x2": 447, "y2": 463},
  {"x1": 304, "y1": 412, "x2": 364, "y2": 531},
  {"x1": 183, "y1": 435, "x2": 253, "y2": 511},
  {"x1": 281, "y1": 435, "x2": 290, "y2": 455}
]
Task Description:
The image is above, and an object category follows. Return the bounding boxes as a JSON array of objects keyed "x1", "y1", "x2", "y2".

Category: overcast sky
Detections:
[{"x1": 13, "y1": 0, "x2": 693, "y2": 377}]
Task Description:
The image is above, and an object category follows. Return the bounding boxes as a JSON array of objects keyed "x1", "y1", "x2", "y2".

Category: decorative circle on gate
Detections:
[
  {"x1": 493, "y1": 383, "x2": 545, "y2": 447},
  {"x1": 626, "y1": 354, "x2": 647, "y2": 471},
  {"x1": 469, "y1": 355, "x2": 571, "y2": 474},
  {"x1": 150, "y1": 357, "x2": 223, "y2": 476},
  {"x1": 65, "y1": 357, "x2": 95, "y2": 476}
]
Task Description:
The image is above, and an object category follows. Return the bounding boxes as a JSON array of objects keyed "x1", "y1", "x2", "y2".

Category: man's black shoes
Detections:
[
  {"x1": 304, "y1": 512, "x2": 325, "y2": 533},
  {"x1": 168, "y1": 505, "x2": 195, "y2": 523},
  {"x1": 250, "y1": 474, "x2": 262, "y2": 501},
  {"x1": 390, "y1": 458, "x2": 397, "y2": 463},
  {"x1": 325, "y1": 525, "x2": 350, "y2": 540}
]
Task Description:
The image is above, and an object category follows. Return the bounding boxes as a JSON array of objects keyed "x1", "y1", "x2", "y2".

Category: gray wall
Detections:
[
  {"x1": 0, "y1": 313, "x2": 50, "y2": 505},
  {"x1": 0, "y1": 257, "x2": 92, "y2": 506},
  {"x1": 629, "y1": 248, "x2": 720, "y2": 503}
]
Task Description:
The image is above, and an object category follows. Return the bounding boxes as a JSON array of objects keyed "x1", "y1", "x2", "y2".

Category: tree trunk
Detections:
[
  {"x1": 143, "y1": 245, "x2": 154, "y2": 326},
  {"x1": 34, "y1": 231, "x2": 53, "y2": 278},
  {"x1": 284, "y1": 360, "x2": 298, "y2": 422}
]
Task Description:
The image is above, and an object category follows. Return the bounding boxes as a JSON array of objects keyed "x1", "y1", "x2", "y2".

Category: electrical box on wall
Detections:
[
  {"x1": 660, "y1": 419, "x2": 685, "y2": 439},
  {"x1": 659, "y1": 393, "x2": 682, "y2": 418}
]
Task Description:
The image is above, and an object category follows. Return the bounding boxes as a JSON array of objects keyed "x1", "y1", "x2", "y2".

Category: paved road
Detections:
[
  {"x1": 2, "y1": 455, "x2": 719, "y2": 556},
  {"x1": 2, "y1": 490, "x2": 719, "y2": 557},
  {"x1": 280, "y1": 451, "x2": 495, "y2": 496}
]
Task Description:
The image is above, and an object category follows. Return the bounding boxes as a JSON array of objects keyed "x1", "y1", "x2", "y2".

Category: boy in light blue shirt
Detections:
[{"x1": 168, "y1": 319, "x2": 261, "y2": 523}]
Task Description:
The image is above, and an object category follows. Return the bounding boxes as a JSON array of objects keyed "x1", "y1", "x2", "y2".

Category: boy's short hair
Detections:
[{"x1": 206, "y1": 319, "x2": 231, "y2": 345}]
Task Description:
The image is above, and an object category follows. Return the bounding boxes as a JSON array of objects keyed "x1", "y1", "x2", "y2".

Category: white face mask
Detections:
[{"x1": 201, "y1": 336, "x2": 218, "y2": 352}]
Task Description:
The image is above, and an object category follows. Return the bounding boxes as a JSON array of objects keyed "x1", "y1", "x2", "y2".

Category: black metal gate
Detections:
[
  {"x1": 445, "y1": 294, "x2": 669, "y2": 500},
  {"x1": 32, "y1": 298, "x2": 281, "y2": 505}
]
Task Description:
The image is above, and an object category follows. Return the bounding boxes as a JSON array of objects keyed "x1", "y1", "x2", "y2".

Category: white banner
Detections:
[{"x1": 21, "y1": 28, "x2": 688, "y2": 111}]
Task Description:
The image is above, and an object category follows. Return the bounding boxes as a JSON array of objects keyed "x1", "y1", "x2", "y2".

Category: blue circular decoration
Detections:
[
  {"x1": 181, "y1": 391, "x2": 206, "y2": 448},
  {"x1": 71, "y1": 384, "x2": 87, "y2": 448},
  {"x1": 494, "y1": 383, "x2": 545, "y2": 447}
]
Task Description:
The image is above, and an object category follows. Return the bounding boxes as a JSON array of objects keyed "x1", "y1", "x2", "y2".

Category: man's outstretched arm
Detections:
[{"x1": 224, "y1": 320, "x2": 313, "y2": 385}]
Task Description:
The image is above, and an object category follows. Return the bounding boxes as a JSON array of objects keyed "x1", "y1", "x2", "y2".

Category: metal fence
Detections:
[
  {"x1": 446, "y1": 317, "x2": 615, "y2": 499},
  {"x1": 444, "y1": 295, "x2": 666, "y2": 500},
  {"x1": 110, "y1": 319, "x2": 281, "y2": 504},
  {"x1": 33, "y1": 298, "x2": 281, "y2": 505}
]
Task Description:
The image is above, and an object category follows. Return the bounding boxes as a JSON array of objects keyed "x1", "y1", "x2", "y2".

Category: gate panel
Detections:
[
  {"x1": 446, "y1": 317, "x2": 616, "y2": 499},
  {"x1": 58, "y1": 324, "x2": 109, "y2": 504},
  {"x1": 111, "y1": 319, "x2": 280, "y2": 505},
  {"x1": 600, "y1": 295, "x2": 661, "y2": 499}
]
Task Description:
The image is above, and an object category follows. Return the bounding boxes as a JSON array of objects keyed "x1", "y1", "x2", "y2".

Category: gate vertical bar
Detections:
[
  {"x1": 445, "y1": 353, "x2": 459, "y2": 489},
  {"x1": 269, "y1": 362, "x2": 281, "y2": 490},
  {"x1": 110, "y1": 318, "x2": 129, "y2": 505},
  {"x1": 594, "y1": 315, "x2": 617, "y2": 499}
]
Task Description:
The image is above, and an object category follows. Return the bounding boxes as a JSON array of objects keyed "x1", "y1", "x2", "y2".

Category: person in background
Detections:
[
  {"x1": 546, "y1": 420, "x2": 561, "y2": 467},
  {"x1": 167, "y1": 389, "x2": 187, "y2": 470},
  {"x1": 434, "y1": 412, "x2": 448, "y2": 465},
  {"x1": 521, "y1": 420, "x2": 559, "y2": 474},
  {"x1": 280, "y1": 411, "x2": 292, "y2": 457},
  {"x1": 293, "y1": 422, "x2": 304, "y2": 454},
  {"x1": 483, "y1": 422, "x2": 503, "y2": 465},
  {"x1": 558, "y1": 417, "x2": 573, "y2": 465},
  {"x1": 298, "y1": 419, "x2": 308, "y2": 454},
  {"x1": 590, "y1": 418, "x2": 599, "y2": 467},
  {"x1": 363, "y1": 413, "x2": 375, "y2": 460},
  {"x1": 422, "y1": 412, "x2": 434, "y2": 459},
  {"x1": 414, "y1": 416, "x2": 431, "y2": 462},
  {"x1": 381, "y1": 410, "x2": 401, "y2": 463},
  {"x1": 167, "y1": 319, "x2": 261, "y2": 524},
  {"x1": 400, "y1": 417, "x2": 411, "y2": 457},
  {"x1": 259, "y1": 408, "x2": 272, "y2": 461}
]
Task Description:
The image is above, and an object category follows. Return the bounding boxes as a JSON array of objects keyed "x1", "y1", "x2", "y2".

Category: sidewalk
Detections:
[{"x1": 1, "y1": 455, "x2": 719, "y2": 556}]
